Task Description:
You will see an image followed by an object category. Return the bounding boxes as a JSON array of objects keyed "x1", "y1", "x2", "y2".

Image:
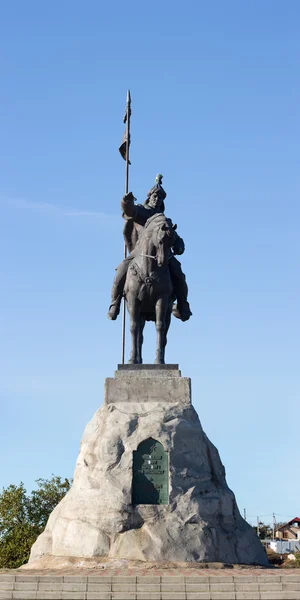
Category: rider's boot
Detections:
[
  {"x1": 107, "y1": 295, "x2": 122, "y2": 320},
  {"x1": 172, "y1": 300, "x2": 192, "y2": 322},
  {"x1": 107, "y1": 260, "x2": 129, "y2": 320}
]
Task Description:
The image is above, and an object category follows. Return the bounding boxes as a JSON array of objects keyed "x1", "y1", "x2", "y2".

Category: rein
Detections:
[{"x1": 140, "y1": 253, "x2": 158, "y2": 260}]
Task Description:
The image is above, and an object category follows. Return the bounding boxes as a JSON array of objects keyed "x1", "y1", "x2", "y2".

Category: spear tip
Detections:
[{"x1": 127, "y1": 89, "x2": 131, "y2": 103}]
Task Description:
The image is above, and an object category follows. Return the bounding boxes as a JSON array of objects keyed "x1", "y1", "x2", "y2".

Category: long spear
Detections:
[{"x1": 119, "y1": 90, "x2": 131, "y2": 364}]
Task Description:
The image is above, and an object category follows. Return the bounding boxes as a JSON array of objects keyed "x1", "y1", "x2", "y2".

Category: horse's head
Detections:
[{"x1": 155, "y1": 217, "x2": 178, "y2": 267}]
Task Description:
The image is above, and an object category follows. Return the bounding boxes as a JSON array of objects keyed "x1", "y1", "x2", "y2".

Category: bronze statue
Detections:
[
  {"x1": 124, "y1": 213, "x2": 178, "y2": 364},
  {"x1": 108, "y1": 176, "x2": 192, "y2": 324}
]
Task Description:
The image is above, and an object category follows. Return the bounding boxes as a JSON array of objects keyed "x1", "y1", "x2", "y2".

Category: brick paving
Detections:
[{"x1": 1, "y1": 571, "x2": 300, "y2": 600}]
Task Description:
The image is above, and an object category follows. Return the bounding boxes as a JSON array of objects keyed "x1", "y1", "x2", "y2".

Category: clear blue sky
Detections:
[{"x1": 0, "y1": 1, "x2": 299, "y2": 528}]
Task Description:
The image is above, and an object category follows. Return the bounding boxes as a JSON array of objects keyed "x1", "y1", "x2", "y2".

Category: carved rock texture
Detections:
[{"x1": 29, "y1": 367, "x2": 268, "y2": 565}]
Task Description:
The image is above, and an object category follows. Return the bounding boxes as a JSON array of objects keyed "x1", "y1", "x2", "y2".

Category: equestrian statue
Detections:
[{"x1": 108, "y1": 175, "x2": 192, "y2": 364}]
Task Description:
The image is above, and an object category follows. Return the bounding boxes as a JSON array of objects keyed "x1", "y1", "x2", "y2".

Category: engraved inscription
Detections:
[{"x1": 132, "y1": 438, "x2": 169, "y2": 505}]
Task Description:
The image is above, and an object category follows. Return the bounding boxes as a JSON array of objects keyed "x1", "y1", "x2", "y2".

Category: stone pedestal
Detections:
[{"x1": 29, "y1": 365, "x2": 267, "y2": 565}]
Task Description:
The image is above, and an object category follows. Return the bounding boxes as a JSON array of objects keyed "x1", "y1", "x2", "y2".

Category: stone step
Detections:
[{"x1": 1, "y1": 575, "x2": 300, "y2": 600}]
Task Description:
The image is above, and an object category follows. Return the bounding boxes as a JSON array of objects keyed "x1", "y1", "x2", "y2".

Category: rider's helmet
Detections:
[{"x1": 144, "y1": 174, "x2": 167, "y2": 211}]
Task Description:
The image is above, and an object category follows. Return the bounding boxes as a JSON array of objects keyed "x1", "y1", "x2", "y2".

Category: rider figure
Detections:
[{"x1": 108, "y1": 175, "x2": 192, "y2": 322}]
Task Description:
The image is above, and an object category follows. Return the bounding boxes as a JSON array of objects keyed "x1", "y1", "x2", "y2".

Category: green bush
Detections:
[
  {"x1": 0, "y1": 476, "x2": 71, "y2": 568},
  {"x1": 295, "y1": 553, "x2": 300, "y2": 567}
]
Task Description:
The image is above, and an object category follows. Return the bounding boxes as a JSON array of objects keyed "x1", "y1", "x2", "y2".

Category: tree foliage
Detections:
[
  {"x1": 0, "y1": 476, "x2": 71, "y2": 568},
  {"x1": 252, "y1": 522, "x2": 273, "y2": 540}
]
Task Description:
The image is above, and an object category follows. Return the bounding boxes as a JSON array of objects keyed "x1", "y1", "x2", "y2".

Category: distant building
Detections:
[{"x1": 275, "y1": 517, "x2": 300, "y2": 540}]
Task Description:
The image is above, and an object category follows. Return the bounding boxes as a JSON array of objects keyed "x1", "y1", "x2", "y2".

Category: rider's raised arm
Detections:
[
  {"x1": 121, "y1": 193, "x2": 150, "y2": 227},
  {"x1": 121, "y1": 192, "x2": 136, "y2": 218}
]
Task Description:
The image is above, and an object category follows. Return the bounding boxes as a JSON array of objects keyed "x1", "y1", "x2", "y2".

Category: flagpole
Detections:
[{"x1": 121, "y1": 89, "x2": 131, "y2": 364}]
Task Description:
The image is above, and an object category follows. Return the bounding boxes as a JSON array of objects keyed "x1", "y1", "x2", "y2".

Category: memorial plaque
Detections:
[{"x1": 132, "y1": 437, "x2": 169, "y2": 505}]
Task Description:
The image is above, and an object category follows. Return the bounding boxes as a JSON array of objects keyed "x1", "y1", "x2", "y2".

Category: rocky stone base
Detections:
[{"x1": 29, "y1": 365, "x2": 268, "y2": 566}]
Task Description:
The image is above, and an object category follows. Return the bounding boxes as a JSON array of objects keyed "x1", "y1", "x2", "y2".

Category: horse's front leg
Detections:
[
  {"x1": 127, "y1": 296, "x2": 141, "y2": 364},
  {"x1": 154, "y1": 297, "x2": 168, "y2": 364},
  {"x1": 163, "y1": 307, "x2": 172, "y2": 354}
]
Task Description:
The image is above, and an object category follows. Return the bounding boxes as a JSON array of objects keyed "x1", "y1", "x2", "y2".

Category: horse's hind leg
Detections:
[
  {"x1": 137, "y1": 316, "x2": 145, "y2": 364},
  {"x1": 154, "y1": 297, "x2": 168, "y2": 364},
  {"x1": 128, "y1": 297, "x2": 141, "y2": 364}
]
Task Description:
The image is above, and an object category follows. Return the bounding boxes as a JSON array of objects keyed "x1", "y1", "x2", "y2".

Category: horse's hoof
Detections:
[
  {"x1": 128, "y1": 358, "x2": 138, "y2": 364},
  {"x1": 154, "y1": 358, "x2": 165, "y2": 365}
]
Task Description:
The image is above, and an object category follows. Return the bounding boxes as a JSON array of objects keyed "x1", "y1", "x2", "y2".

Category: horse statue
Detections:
[{"x1": 124, "y1": 213, "x2": 178, "y2": 364}]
